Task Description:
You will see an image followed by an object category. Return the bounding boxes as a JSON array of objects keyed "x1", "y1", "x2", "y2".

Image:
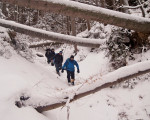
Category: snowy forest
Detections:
[{"x1": 0, "y1": 0, "x2": 150, "y2": 120}]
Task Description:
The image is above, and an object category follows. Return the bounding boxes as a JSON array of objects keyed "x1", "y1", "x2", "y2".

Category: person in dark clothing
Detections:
[
  {"x1": 53, "y1": 51, "x2": 63, "y2": 76},
  {"x1": 62, "y1": 55, "x2": 80, "y2": 85},
  {"x1": 45, "y1": 48, "x2": 55, "y2": 65},
  {"x1": 45, "y1": 49, "x2": 51, "y2": 64},
  {"x1": 49, "y1": 48, "x2": 55, "y2": 66}
]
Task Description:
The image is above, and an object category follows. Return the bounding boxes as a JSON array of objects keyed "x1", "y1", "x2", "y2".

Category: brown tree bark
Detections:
[
  {"x1": 87, "y1": 19, "x2": 91, "y2": 31},
  {"x1": 66, "y1": 16, "x2": 71, "y2": 35},
  {"x1": 29, "y1": 42, "x2": 63, "y2": 48}
]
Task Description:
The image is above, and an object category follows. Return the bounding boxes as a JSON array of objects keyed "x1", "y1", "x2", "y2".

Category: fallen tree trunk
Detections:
[
  {"x1": 35, "y1": 60, "x2": 150, "y2": 112},
  {"x1": 29, "y1": 42, "x2": 63, "y2": 48},
  {"x1": 0, "y1": 19, "x2": 102, "y2": 48},
  {"x1": 0, "y1": 0, "x2": 150, "y2": 33}
]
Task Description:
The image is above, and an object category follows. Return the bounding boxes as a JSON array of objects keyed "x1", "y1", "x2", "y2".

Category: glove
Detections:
[
  {"x1": 77, "y1": 69, "x2": 80, "y2": 73},
  {"x1": 61, "y1": 69, "x2": 64, "y2": 73}
]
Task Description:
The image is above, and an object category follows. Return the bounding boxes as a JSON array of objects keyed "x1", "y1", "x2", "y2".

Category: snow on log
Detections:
[
  {"x1": 0, "y1": 19, "x2": 103, "y2": 48},
  {"x1": 1, "y1": 0, "x2": 150, "y2": 33},
  {"x1": 22, "y1": 60, "x2": 150, "y2": 112}
]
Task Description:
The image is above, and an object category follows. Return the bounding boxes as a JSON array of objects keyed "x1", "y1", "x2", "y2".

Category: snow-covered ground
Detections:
[
  {"x1": 0, "y1": 21, "x2": 150, "y2": 120},
  {"x1": 44, "y1": 77, "x2": 150, "y2": 120},
  {"x1": 1, "y1": 43, "x2": 150, "y2": 120}
]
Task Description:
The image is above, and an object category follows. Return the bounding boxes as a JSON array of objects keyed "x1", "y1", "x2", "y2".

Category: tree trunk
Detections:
[
  {"x1": 1, "y1": 0, "x2": 150, "y2": 33},
  {"x1": 29, "y1": 42, "x2": 63, "y2": 48},
  {"x1": 137, "y1": 0, "x2": 145, "y2": 17},
  {"x1": 105, "y1": 0, "x2": 114, "y2": 9},
  {"x1": 95, "y1": 0, "x2": 98, "y2": 6},
  {"x1": 2, "y1": 2, "x2": 8, "y2": 17},
  {"x1": 120, "y1": 0, "x2": 130, "y2": 13},
  {"x1": 66, "y1": 16, "x2": 70, "y2": 35},
  {"x1": 71, "y1": 16, "x2": 78, "y2": 53},
  {"x1": 87, "y1": 19, "x2": 91, "y2": 31},
  {"x1": 32, "y1": 10, "x2": 39, "y2": 25},
  {"x1": 101, "y1": 0, "x2": 106, "y2": 8}
]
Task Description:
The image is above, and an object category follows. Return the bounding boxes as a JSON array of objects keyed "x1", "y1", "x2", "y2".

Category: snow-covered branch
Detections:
[
  {"x1": 0, "y1": 19, "x2": 103, "y2": 48},
  {"x1": 1, "y1": 0, "x2": 150, "y2": 33},
  {"x1": 117, "y1": 0, "x2": 149, "y2": 10},
  {"x1": 118, "y1": 5, "x2": 143, "y2": 9}
]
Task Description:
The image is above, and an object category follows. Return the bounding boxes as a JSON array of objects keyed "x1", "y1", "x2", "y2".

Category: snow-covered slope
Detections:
[
  {"x1": 0, "y1": 27, "x2": 68, "y2": 120},
  {"x1": 0, "y1": 19, "x2": 150, "y2": 120},
  {"x1": 44, "y1": 76, "x2": 150, "y2": 120}
]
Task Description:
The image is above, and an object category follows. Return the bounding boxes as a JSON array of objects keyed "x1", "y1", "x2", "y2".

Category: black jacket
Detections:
[
  {"x1": 53, "y1": 53, "x2": 63, "y2": 64},
  {"x1": 45, "y1": 50, "x2": 55, "y2": 59}
]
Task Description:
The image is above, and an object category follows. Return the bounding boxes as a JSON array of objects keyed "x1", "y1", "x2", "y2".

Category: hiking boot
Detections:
[
  {"x1": 71, "y1": 82, "x2": 75, "y2": 86},
  {"x1": 57, "y1": 71, "x2": 60, "y2": 76},
  {"x1": 71, "y1": 79, "x2": 75, "y2": 86},
  {"x1": 68, "y1": 82, "x2": 71, "y2": 86}
]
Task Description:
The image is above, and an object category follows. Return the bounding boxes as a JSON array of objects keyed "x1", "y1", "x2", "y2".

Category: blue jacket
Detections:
[{"x1": 62, "y1": 58, "x2": 79, "y2": 72}]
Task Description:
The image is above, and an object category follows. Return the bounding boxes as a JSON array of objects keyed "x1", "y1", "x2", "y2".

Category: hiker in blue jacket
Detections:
[{"x1": 62, "y1": 55, "x2": 80, "y2": 85}]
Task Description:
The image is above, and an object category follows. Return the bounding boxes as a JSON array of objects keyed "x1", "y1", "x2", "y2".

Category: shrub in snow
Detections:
[
  {"x1": 0, "y1": 40, "x2": 13, "y2": 59},
  {"x1": 106, "y1": 28, "x2": 134, "y2": 69},
  {"x1": 118, "y1": 112, "x2": 128, "y2": 120},
  {"x1": 0, "y1": 28, "x2": 34, "y2": 61},
  {"x1": 7, "y1": 30, "x2": 35, "y2": 62},
  {"x1": 16, "y1": 43, "x2": 34, "y2": 62},
  {"x1": 0, "y1": 27, "x2": 15, "y2": 59}
]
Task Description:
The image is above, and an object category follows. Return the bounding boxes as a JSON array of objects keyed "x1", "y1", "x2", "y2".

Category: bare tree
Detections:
[
  {"x1": 1, "y1": 2, "x2": 8, "y2": 17},
  {"x1": 87, "y1": 19, "x2": 91, "y2": 31},
  {"x1": 137, "y1": 0, "x2": 145, "y2": 17}
]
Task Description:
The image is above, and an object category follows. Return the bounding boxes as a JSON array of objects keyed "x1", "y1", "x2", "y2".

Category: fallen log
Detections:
[
  {"x1": 0, "y1": 19, "x2": 103, "y2": 48},
  {"x1": 1, "y1": 0, "x2": 150, "y2": 33},
  {"x1": 34, "y1": 60, "x2": 150, "y2": 112},
  {"x1": 29, "y1": 42, "x2": 63, "y2": 48}
]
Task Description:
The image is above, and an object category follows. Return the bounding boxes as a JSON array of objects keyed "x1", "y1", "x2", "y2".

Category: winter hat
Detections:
[
  {"x1": 46, "y1": 48, "x2": 50, "y2": 51},
  {"x1": 70, "y1": 55, "x2": 74, "y2": 59},
  {"x1": 59, "y1": 51, "x2": 63, "y2": 54}
]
